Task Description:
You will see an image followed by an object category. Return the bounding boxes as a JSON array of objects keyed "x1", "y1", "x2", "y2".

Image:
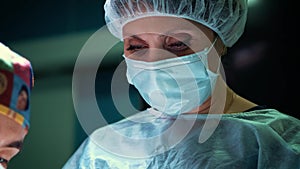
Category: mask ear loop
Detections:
[
  {"x1": 198, "y1": 37, "x2": 224, "y2": 144},
  {"x1": 206, "y1": 38, "x2": 218, "y2": 53},
  {"x1": 200, "y1": 37, "x2": 218, "y2": 71}
]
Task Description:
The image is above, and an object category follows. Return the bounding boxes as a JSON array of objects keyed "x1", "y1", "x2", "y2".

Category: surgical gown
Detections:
[{"x1": 62, "y1": 108, "x2": 300, "y2": 169}]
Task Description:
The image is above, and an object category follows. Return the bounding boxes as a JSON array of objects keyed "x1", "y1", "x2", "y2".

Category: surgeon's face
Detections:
[
  {"x1": 0, "y1": 114, "x2": 27, "y2": 168},
  {"x1": 123, "y1": 16, "x2": 221, "y2": 63}
]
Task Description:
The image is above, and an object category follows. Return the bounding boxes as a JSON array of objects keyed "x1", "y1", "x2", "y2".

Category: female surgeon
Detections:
[{"x1": 63, "y1": 0, "x2": 300, "y2": 168}]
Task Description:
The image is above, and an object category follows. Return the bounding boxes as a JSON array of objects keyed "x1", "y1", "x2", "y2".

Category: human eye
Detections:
[
  {"x1": 126, "y1": 44, "x2": 147, "y2": 51},
  {"x1": 0, "y1": 157, "x2": 8, "y2": 168},
  {"x1": 166, "y1": 41, "x2": 189, "y2": 51},
  {"x1": 164, "y1": 33, "x2": 192, "y2": 53},
  {"x1": 124, "y1": 37, "x2": 148, "y2": 52}
]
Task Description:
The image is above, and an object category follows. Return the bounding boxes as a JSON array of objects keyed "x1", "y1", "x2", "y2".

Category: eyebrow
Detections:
[
  {"x1": 125, "y1": 32, "x2": 193, "y2": 41},
  {"x1": 127, "y1": 34, "x2": 169, "y2": 43},
  {"x1": 127, "y1": 35, "x2": 145, "y2": 41},
  {"x1": 6, "y1": 140, "x2": 24, "y2": 150}
]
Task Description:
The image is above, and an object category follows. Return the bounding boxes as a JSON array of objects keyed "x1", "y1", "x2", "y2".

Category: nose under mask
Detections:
[{"x1": 123, "y1": 39, "x2": 218, "y2": 116}]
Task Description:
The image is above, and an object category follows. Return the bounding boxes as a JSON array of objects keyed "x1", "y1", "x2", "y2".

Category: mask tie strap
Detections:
[
  {"x1": 200, "y1": 37, "x2": 218, "y2": 70},
  {"x1": 207, "y1": 37, "x2": 218, "y2": 53}
]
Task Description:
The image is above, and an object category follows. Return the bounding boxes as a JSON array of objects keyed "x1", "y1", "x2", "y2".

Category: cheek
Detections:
[
  {"x1": 123, "y1": 49, "x2": 130, "y2": 56},
  {"x1": 188, "y1": 39, "x2": 209, "y2": 52}
]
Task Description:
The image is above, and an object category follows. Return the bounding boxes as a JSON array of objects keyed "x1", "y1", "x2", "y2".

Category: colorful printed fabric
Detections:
[{"x1": 0, "y1": 42, "x2": 34, "y2": 129}]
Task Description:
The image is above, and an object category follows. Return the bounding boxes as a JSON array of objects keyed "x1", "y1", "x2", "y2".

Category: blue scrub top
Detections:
[{"x1": 62, "y1": 108, "x2": 300, "y2": 169}]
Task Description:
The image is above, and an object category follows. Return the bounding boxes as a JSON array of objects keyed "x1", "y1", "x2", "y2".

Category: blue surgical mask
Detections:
[{"x1": 123, "y1": 40, "x2": 218, "y2": 116}]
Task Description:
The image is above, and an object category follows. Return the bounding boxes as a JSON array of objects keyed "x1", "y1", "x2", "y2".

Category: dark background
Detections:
[{"x1": 0, "y1": 0, "x2": 298, "y2": 168}]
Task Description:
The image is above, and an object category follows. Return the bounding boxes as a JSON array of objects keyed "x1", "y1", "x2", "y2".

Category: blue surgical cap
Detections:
[{"x1": 104, "y1": 0, "x2": 248, "y2": 47}]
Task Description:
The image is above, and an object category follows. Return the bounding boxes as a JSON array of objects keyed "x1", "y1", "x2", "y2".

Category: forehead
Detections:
[
  {"x1": 122, "y1": 16, "x2": 212, "y2": 40},
  {"x1": 0, "y1": 114, "x2": 26, "y2": 146}
]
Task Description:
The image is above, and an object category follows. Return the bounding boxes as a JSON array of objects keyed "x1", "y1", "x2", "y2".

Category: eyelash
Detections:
[
  {"x1": 165, "y1": 41, "x2": 190, "y2": 52},
  {"x1": 126, "y1": 45, "x2": 147, "y2": 51},
  {"x1": 126, "y1": 41, "x2": 190, "y2": 52}
]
